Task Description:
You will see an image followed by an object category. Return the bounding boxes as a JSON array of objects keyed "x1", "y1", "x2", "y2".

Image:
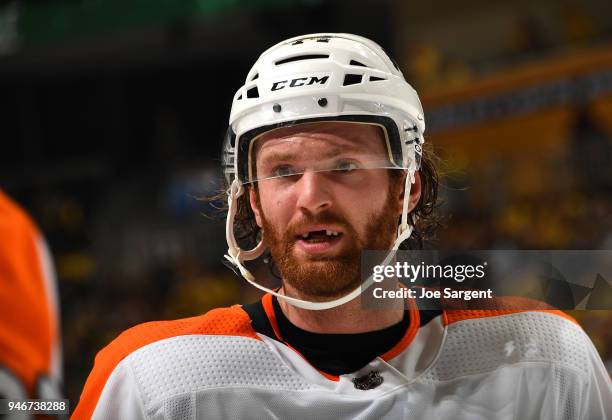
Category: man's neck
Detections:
[{"x1": 278, "y1": 282, "x2": 404, "y2": 334}]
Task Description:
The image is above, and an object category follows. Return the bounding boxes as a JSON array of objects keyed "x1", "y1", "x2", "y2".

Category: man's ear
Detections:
[
  {"x1": 408, "y1": 172, "x2": 422, "y2": 213},
  {"x1": 397, "y1": 171, "x2": 422, "y2": 217},
  {"x1": 249, "y1": 187, "x2": 263, "y2": 228}
]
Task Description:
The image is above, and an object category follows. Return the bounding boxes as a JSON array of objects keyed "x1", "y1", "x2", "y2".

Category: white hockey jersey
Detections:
[{"x1": 72, "y1": 293, "x2": 611, "y2": 419}]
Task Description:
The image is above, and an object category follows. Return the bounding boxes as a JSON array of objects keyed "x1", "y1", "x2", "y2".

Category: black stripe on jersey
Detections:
[
  {"x1": 243, "y1": 295, "x2": 442, "y2": 376},
  {"x1": 415, "y1": 294, "x2": 443, "y2": 327},
  {"x1": 270, "y1": 296, "x2": 410, "y2": 375},
  {"x1": 242, "y1": 299, "x2": 276, "y2": 340}
]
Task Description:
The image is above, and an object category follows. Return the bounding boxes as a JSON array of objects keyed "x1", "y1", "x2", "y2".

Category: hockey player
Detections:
[
  {"x1": 73, "y1": 34, "x2": 611, "y2": 419},
  {"x1": 0, "y1": 190, "x2": 63, "y2": 405}
]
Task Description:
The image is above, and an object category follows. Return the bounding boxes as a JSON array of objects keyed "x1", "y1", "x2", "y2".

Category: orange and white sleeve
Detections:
[{"x1": 0, "y1": 190, "x2": 62, "y2": 400}]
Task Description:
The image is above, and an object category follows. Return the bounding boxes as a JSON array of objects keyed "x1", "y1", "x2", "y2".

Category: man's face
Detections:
[{"x1": 249, "y1": 122, "x2": 417, "y2": 300}]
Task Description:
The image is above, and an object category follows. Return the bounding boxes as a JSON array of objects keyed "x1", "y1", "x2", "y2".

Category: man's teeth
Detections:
[{"x1": 300, "y1": 230, "x2": 340, "y2": 239}]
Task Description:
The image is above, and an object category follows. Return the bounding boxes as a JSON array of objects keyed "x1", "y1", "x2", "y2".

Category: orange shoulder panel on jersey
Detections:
[
  {"x1": 442, "y1": 295, "x2": 579, "y2": 326},
  {"x1": 0, "y1": 190, "x2": 57, "y2": 396},
  {"x1": 72, "y1": 305, "x2": 259, "y2": 420}
]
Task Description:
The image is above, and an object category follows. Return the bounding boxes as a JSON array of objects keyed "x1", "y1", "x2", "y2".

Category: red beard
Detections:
[{"x1": 259, "y1": 190, "x2": 399, "y2": 300}]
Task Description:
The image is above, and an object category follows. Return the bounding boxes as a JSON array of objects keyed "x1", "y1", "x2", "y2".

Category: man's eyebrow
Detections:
[
  {"x1": 258, "y1": 145, "x2": 364, "y2": 165},
  {"x1": 258, "y1": 151, "x2": 297, "y2": 165}
]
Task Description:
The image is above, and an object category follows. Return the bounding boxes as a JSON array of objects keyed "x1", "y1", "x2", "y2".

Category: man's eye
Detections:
[
  {"x1": 272, "y1": 165, "x2": 296, "y2": 178},
  {"x1": 335, "y1": 161, "x2": 359, "y2": 172}
]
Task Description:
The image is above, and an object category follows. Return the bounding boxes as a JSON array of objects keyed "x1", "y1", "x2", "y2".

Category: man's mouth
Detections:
[
  {"x1": 294, "y1": 228, "x2": 344, "y2": 253},
  {"x1": 298, "y1": 229, "x2": 342, "y2": 242}
]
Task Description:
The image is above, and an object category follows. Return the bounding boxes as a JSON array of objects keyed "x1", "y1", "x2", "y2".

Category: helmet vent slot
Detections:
[
  {"x1": 349, "y1": 60, "x2": 368, "y2": 67},
  {"x1": 275, "y1": 54, "x2": 329, "y2": 65},
  {"x1": 369, "y1": 76, "x2": 386, "y2": 82},
  {"x1": 250, "y1": 73, "x2": 259, "y2": 81},
  {"x1": 343, "y1": 74, "x2": 363, "y2": 86},
  {"x1": 246, "y1": 86, "x2": 259, "y2": 98}
]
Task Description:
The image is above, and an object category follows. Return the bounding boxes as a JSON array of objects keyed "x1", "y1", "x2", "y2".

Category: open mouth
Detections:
[
  {"x1": 297, "y1": 229, "x2": 343, "y2": 243},
  {"x1": 294, "y1": 228, "x2": 345, "y2": 254}
]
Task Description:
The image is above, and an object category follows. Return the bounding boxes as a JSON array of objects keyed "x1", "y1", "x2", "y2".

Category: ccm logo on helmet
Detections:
[{"x1": 271, "y1": 75, "x2": 330, "y2": 91}]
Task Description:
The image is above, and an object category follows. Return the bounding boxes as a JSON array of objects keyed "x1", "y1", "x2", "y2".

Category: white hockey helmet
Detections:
[{"x1": 222, "y1": 33, "x2": 425, "y2": 310}]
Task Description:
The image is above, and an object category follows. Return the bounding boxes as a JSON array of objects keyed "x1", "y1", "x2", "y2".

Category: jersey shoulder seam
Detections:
[
  {"x1": 443, "y1": 307, "x2": 578, "y2": 326},
  {"x1": 107, "y1": 305, "x2": 260, "y2": 361}
]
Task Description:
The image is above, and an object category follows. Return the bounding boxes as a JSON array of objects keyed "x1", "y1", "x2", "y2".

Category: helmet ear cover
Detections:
[
  {"x1": 234, "y1": 115, "x2": 405, "y2": 184},
  {"x1": 222, "y1": 127, "x2": 237, "y2": 185}
]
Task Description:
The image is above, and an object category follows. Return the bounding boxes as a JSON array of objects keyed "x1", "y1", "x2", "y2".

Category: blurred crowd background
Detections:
[{"x1": 1, "y1": 0, "x2": 611, "y2": 405}]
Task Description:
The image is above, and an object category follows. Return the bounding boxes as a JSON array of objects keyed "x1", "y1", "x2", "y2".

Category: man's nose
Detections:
[{"x1": 295, "y1": 171, "x2": 333, "y2": 214}]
